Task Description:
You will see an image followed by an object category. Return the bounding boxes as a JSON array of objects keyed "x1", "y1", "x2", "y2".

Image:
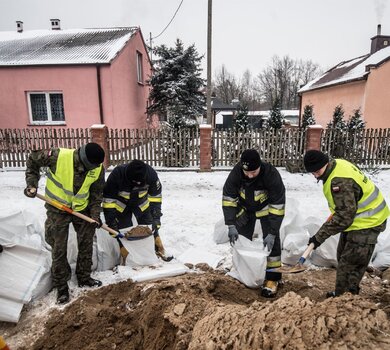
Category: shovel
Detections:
[
  {"x1": 267, "y1": 243, "x2": 315, "y2": 274},
  {"x1": 36, "y1": 193, "x2": 129, "y2": 260}
]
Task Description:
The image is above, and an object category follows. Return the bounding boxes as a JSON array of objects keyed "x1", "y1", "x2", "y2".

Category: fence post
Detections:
[
  {"x1": 306, "y1": 125, "x2": 323, "y2": 151},
  {"x1": 199, "y1": 124, "x2": 212, "y2": 171},
  {"x1": 90, "y1": 124, "x2": 109, "y2": 169}
]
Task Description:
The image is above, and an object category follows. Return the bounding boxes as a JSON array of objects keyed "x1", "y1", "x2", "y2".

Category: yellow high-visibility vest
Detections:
[
  {"x1": 45, "y1": 148, "x2": 102, "y2": 212},
  {"x1": 323, "y1": 159, "x2": 389, "y2": 231}
]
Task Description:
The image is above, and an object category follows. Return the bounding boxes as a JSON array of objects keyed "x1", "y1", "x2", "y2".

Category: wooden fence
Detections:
[
  {"x1": 322, "y1": 128, "x2": 390, "y2": 166},
  {"x1": 0, "y1": 128, "x2": 90, "y2": 168},
  {"x1": 212, "y1": 128, "x2": 306, "y2": 167},
  {"x1": 108, "y1": 128, "x2": 200, "y2": 167},
  {"x1": 0, "y1": 127, "x2": 389, "y2": 169}
]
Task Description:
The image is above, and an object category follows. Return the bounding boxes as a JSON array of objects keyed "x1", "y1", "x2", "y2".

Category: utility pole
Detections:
[
  {"x1": 149, "y1": 32, "x2": 153, "y2": 62},
  {"x1": 206, "y1": 0, "x2": 212, "y2": 125}
]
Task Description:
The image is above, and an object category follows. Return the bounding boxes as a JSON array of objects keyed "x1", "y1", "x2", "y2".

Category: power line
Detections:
[{"x1": 152, "y1": 0, "x2": 184, "y2": 40}]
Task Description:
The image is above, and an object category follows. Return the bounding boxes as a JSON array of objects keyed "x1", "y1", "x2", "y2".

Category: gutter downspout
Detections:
[{"x1": 96, "y1": 65, "x2": 104, "y2": 124}]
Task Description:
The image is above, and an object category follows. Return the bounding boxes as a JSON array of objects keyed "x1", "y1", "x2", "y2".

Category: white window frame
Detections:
[
  {"x1": 136, "y1": 51, "x2": 144, "y2": 84},
  {"x1": 27, "y1": 91, "x2": 66, "y2": 125}
]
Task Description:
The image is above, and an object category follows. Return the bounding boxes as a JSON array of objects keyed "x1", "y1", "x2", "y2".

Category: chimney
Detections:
[
  {"x1": 16, "y1": 20, "x2": 23, "y2": 33},
  {"x1": 370, "y1": 24, "x2": 390, "y2": 54},
  {"x1": 50, "y1": 18, "x2": 61, "y2": 30}
]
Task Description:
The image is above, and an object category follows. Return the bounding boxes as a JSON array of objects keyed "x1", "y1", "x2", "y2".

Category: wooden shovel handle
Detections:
[
  {"x1": 298, "y1": 243, "x2": 315, "y2": 265},
  {"x1": 35, "y1": 193, "x2": 122, "y2": 238}
]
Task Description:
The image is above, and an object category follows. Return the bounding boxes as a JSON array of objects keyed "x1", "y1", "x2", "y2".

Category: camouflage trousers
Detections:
[
  {"x1": 335, "y1": 220, "x2": 387, "y2": 295},
  {"x1": 45, "y1": 208, "x2": 96, "y2": 289}
]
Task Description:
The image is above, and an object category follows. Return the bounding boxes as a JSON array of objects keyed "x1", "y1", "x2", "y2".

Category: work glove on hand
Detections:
[
  {"x1": 263, "y1": 233, "x2": 276, "y2": 251},
  {"x1": 308, "y1": 235, "x2": 321, "y2": 249},
  {"x1": 24, "y1": 186, "x2": 37, "y2": 198},
  {"x1": 90, "y1": 217, "x2": 103, "y2": 229},
  {"x1": 228, "y1": 225, "x2": 239, "y2": 246}
]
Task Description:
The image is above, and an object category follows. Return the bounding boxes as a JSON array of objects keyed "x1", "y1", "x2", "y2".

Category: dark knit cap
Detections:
[
  {"x1": 79, "y1": 143, "x2": 105, "y2": 169},
  {"x1": 240, "y1": 149, "x2": 261, "y2": 171},
  {"x1": 304, "y1": 150, "x2": 329, "y2": 172},
  {"x1": 126, "y1": 160, "x2": 147, "y2": 183}
]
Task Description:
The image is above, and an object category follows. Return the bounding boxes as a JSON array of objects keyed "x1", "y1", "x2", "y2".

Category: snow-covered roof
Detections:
[
  {"x1": 0, "y1": 27, "x2": 139, "y2": 66},
  {"x1": 299, "y1": 45, "x2": 390, "y2": 93}
]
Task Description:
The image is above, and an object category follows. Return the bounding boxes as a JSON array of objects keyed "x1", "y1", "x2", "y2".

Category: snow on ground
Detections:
[{"x1": 1, "y1": 167, "x2": 390, "y2": 320}]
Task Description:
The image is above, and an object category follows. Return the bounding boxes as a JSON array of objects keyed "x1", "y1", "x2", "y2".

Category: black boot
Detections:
[
  {"x1": 57, "y1": 286, "x2": 70, "y2": 304},
  {"x1": 326, "y1": 291, "x2": 336, "y2": 298},
  {"x1": 78, "y1": 277, "x2": 102, "y2": 288}
]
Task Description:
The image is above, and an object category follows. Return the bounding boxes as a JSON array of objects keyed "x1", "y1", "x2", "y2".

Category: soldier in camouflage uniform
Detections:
[
  {"x1": 304, "y1": 150, "x2": 389, "y2": 297},
  {"x1": 24, "y1": 143, "x2": 105, "y2": 304}
]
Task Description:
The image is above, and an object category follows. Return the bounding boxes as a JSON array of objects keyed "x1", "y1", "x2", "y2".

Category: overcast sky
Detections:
[{"x1": 0, "y1": 0, "x2": 389, "y2": 78}]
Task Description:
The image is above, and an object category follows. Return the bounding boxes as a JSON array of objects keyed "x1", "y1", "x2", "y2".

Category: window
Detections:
[
  {"x1": 28, "y1": 92, "x2": 65, "y2": 124},
  {"x1": 136, "y1": 51, "x2": 143, "y2": 83}
]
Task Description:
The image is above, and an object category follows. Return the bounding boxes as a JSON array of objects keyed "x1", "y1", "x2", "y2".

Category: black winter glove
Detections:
[
  {"x1": 263, "y1": 233, "x2": 276, "y2": 251},
  {"x1": 90, "y1": 217, "x2": 103, "y2": 229},
  {"x1": 308, "y1": 235, "x2": 321, "y2": 249},
  {"x1": 0, "y1": 244, "x2": 3, "y2": 253},
  {"x1": 228, "y1": 225, "x2": 239, "y2": 246},
  {"x1": 24, "y1": 186, "x2": 37, "y2": 198}
]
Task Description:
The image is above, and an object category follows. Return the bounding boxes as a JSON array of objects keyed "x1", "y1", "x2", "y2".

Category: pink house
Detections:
[
  {"x1": 0, "y1": 20, "x2": 154, "y2": 129},
  {"x1": 299, "y1": 25, "x2": 390, "y2": 128}
]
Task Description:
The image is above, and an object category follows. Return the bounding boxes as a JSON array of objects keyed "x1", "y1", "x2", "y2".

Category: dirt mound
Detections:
[{"x1": 12, "y1": 267, "x2": 389, "y2": 350}]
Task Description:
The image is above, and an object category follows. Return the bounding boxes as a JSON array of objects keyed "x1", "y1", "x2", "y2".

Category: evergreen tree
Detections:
[
  {"x1": 147, "y1": 39, "x2": 206, "y2": 129},
  {"x1": 301, "y1": 104, "x2": 316, "y2": 129},
  {"x1": 268, "y1": 98, "x2": 283, "y2": 129},
  {"x1": 327, "y1": 104, "x2": 346, "y2": 129},
  {"x1": 347, "y1": 108, "x2": 366, "y2": 130},
  {"x1": 234, "y1": 104, "x2": 249, "y2": 132}
]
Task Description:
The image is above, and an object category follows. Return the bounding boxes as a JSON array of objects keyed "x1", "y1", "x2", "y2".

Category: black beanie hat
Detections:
[
  {"x1": 79, "y1": 143, "x2": 105, "y2": 169},
  {"x1": 304, "y1": 150, "x2": 329, "y2": 172},
  {"x1": 240, "y1": 149, "x2": 261, "y2": 171},
  {"x1": 126, "y1": 160, "x2": 147, "y2": 183}
]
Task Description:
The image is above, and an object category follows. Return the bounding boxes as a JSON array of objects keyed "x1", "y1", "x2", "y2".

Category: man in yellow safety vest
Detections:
[
  {"x1": 304, "y1": 150, "x2": 389, "y2": 297},
  {"x1": 24, "y1": 143, "x2": 105, "y2": 304}
]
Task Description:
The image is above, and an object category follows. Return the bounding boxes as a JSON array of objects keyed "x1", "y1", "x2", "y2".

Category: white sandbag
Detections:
[
  {"x1": 281, "y1": 232, "x2": 309, "y2": 265},
  {"x1": 227, "y1": 236, "x2": 268, "y2": 288},
  {"x1": 120, "y1": 235, "x2": 159, "y2": 267},
  {"x1": 96, "y1": 229, "x2": 121, "y2": 271},
  {"x1": 0, "y1": 296, "x2": 23, "y2": 323},
  {"x1": 116, "y1": 262, "x2": 189, "y2": 282},
  {"x1": 371, "y1": 229, "x2": 390, "y2": 269},
  {"x1": 310, "y1": 233, "x2": 339, "y2": 268},
  {"x1": 213, "y1": 218, "x2": 229, "y2": 244},
  {"x1": 0, "y1": 244, "x2": 51, "y2": 323},
  {"x1": 177, "y1": 247, "x2": 224, "y2": 268}
]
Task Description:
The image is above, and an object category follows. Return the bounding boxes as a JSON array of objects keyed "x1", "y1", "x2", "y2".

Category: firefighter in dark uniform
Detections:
[
  {"x1": 24, "y1": 143, "x2": 105, "y2": 304},
  {"x1": 102, "y1": 160, "x2": 169, "y2": 260},
  {"x1": 222, "y1": 149, "x2": 286, "y2": 297},
  {"x1": 304, "y1": 150, "x2": 389, "y2": 297}
]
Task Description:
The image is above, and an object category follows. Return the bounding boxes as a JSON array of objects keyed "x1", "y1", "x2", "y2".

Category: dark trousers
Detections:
[{"x1": 45, "y1": 209, "x2": 95, "y2": 288}]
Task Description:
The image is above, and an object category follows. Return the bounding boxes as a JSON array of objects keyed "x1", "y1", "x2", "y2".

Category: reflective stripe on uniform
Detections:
[
  {"x1": 254, "y1": 190, "x2": 268, "y2": 203},
  {"x1": 222, "y1": 195, "x2": 238, "y2": 207},
  {"x1": 139, "y1": 199, "x2": 150, "y2": 212},
  {"x1": 266, "y1": 255, "x2": 281, "y2": 268},
  {"x1": 102, "y1": 198, "x2": 126, "y2": 213},
  {"x1": 269, "y1": 203, "x2": 285, "y2": 216},
  {"x1": 256, "y1": 206, "x2": 269, "y2": 217},
  {"x1": 149, "y1": 193, "x2": 162, "y2": 203},
  {"x1": 119, "y1": 191, "x2": 130, "y2": 199}
]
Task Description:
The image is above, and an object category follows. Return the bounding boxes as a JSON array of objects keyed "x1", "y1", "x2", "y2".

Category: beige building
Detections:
[{"x1": 299, "y1": 25, "x2": 390, "y2": 128}]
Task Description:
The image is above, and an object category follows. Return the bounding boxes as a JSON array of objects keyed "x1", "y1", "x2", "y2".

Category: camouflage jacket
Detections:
[
  {"x1": 315, "y1": 160, "x2": 365, "y2": 243},
  {"x1": 25, "y1": 148, "x2": 105, "y2": 219}
]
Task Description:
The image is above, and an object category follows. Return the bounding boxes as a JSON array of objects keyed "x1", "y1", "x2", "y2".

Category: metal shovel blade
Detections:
[{"x1": 267, "y1": 263, "x2": 307, "y2": 274}]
